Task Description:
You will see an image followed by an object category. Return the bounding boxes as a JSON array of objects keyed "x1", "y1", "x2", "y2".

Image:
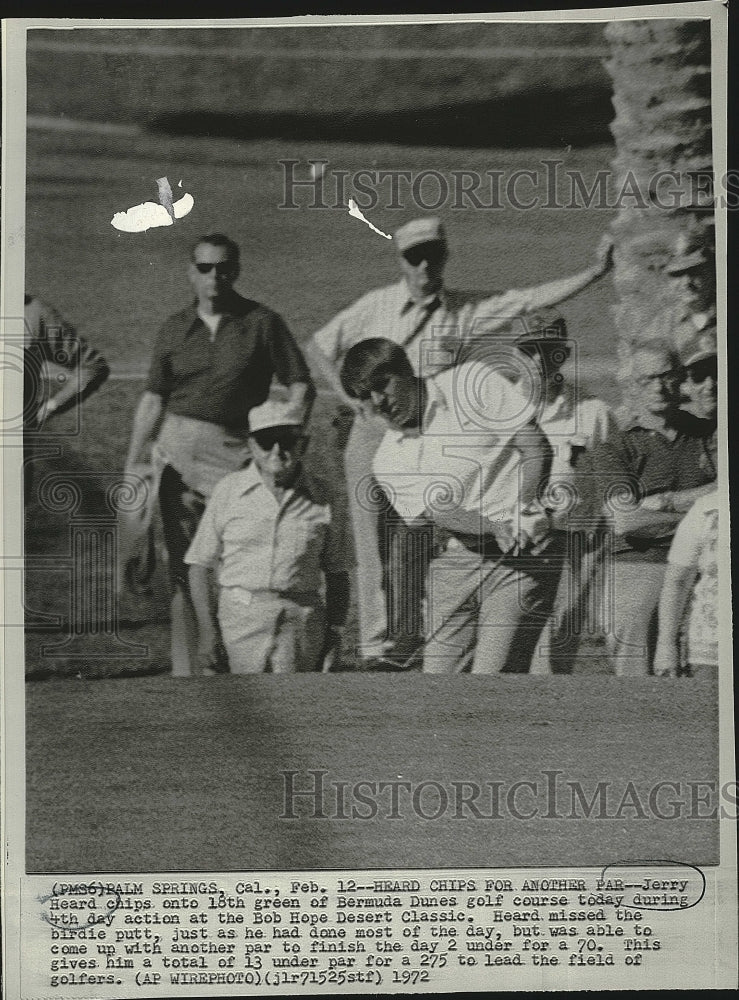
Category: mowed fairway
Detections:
[
  {"x1": 27, "y1": 676, "x2": 717, "y2": 872},
  {"x1": 20, "y1": 125, "x2": 719, "y2": 870}
]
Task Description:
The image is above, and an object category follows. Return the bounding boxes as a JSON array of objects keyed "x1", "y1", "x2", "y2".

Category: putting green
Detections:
[{"x1": 26, "y1": 676, "x2": 718, "y2": 873}]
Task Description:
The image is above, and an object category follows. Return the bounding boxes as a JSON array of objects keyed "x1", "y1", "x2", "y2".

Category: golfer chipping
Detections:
[{"x1": 340, "y1": 338, "x2": 562, "y2": 674}]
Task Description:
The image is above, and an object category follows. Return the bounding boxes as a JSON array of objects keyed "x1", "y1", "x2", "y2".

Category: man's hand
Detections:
[
  {"x1": 640, "y1": 491, "x2": 675, "y2": 513},
  {"x1": 488, "y1": 506, "x2": 551, "y2": 554},
  {"x1": 491, "y1": 520, "x2": 517, "y2": 554},
  {"x1": 180, "y1": 487, "x2": 206, "y2": 515},
  {"x1": 594, "y1": 232, "x2": 615, "y2": 275},
  {"x1": 35, "y1": 398, "x2": 59, "y2": 426},
  {"x1": 511, "y1": 501, "x2": 552, "y2": 553},
  {"x1": 122, "y1": 463, "x2": 157, "y2": 511}
]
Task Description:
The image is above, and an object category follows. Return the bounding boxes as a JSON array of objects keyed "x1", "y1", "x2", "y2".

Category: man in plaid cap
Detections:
[{"x1": 511, "y1": 310, "x2": 618, "y2": 673}]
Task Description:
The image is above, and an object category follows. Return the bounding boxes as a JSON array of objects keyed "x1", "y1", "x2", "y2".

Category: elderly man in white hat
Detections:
[
  {"x1": 307, "y1": 215, "x2": 614, "y2": 666},
  {"x1": 185, "y1": 391, "x2": 352, "y2": 674}
]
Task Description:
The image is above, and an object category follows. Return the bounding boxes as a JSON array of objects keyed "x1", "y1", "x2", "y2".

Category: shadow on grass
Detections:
[
  {"x1": 24, "y1": 441, "x2": 172, "y2": 680},
  {"x1": 149, "y1": 88, "x2": 615, "y2": 149}
]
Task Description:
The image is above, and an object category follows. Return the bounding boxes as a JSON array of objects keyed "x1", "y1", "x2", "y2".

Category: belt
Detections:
[
  {"x1": 433, "y1": 529, "x2": 504, "y2": 559},
  {"x1": 434, "y1": 528, "x2": 564, "y2": 559},
  {"x1": 220, "y1": 587, "x2": 323, "y2": 608}
]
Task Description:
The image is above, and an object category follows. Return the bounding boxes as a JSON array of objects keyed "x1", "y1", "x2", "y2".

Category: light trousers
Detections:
[
  {"x1": 343, "y1": 415, "x2": 391, "y2": 657},
  {"x1": 423, "y1": 536, "x2": 565, "y2": 674},
  {"x1": 530, "y1": 527, "x2": 612, "y2": 675},
  {"x1": 218, "y1": 589, "x2": 326, "y2": 674},
  {"x1": 607, "y1": 559, "x2": 667, "y2": 677}
]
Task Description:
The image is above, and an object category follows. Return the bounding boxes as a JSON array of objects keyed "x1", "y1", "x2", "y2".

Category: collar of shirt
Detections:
[
  {"x1": 184, "y1": 293, "x2": 243, "y2": 334},
  {"x1": 623, "y1": 412, "x2": 680, "y2": 441},
  {"x1": 400, "y1": 285, "x2": 447, "y2": 315},
  {"x1": 386, "y1": 375, "x2": 449, "y2": 443},
  {"x1": 234, "y1": 461, "x2": 318, "y2": 508}
]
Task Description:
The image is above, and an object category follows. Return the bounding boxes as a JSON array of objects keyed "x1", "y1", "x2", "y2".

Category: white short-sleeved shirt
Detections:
[
  {"x1": 668, "y1": 490, "x2": 719, "y2": 668},
  {"x1": 539, "y1": 383, "x2": 617, "y2": 477},
  {"x1": 372, "y1": 361, "x2": 535, "y2": 536},
  {"x1": 537, "y1": 383, "x2": 618, "y2": 526},
  {"x1": 311, "y1": 281, "x2": 559, "y2": 377},
  {"x1": 185, "y1": 463, "x2": 353, "y2": 594}
]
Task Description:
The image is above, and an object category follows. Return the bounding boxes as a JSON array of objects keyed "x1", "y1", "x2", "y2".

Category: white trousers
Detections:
[{"x1": 218, "y1": 589, "x2": 325, "y2": 674}]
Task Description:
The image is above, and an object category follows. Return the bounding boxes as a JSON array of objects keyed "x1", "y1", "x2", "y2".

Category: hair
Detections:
[
  {"x1": 191, "y1": 233, "x2": 240, "y2": 264},
  {"x1": 340, "y1": 338, "x2": 415, "y2": 400},
  {"x1": 619, "y1": 339, "x2": 683, "y2": 408},
  {"x1": 514, "y1": 313, "x2": 570, "y2": 367},
  {"x1": 516, "y1": 311, "x2": 566, "y2": 341}
]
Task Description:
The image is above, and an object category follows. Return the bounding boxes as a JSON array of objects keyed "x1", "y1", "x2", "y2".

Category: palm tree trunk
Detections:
[{"x1": 604, "y1": 18, "x2": 715, "y2": 393}]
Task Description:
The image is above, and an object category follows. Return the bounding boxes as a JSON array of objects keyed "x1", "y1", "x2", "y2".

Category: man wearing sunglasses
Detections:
[
  {"x1": 680, "y1": 335, "x2": 717, "y2": 426},
  {"x1": 185, "y1": 394, "x2": 351, "y2": 674},
  {"x1": 592, "y1": 340, "x2": 717, "y2": 676},
  {"x1": 307, "y1": 215, "x2": 614, "y2": 666},
  {"x1": 125, "y1": 233, "x2": 314, "y2": 675}
]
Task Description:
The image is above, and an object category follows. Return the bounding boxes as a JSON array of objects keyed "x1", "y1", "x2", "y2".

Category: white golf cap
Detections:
[
  {"x1": 248, "y1": 386, "x2": 307, "y2": 433},
  {"x1": 395, "y1": 216, "x2": 446, "y2": 253}
]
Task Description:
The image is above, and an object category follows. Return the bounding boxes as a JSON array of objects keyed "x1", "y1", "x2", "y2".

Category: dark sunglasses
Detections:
[
  {"x1": 194, "y1": 262, "x2": 236, "y2": 276},
  {"x1": 685, "y1": 359, "x2": 717, "y2": 384},
  {"x1": 250, "y1": 427, "x2": 305, "y2": 452},
  {"x1": 402, "y1": 242, "x2": 446, "y2": 267}
]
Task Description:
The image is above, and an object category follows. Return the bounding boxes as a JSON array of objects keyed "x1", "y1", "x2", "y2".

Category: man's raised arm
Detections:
[{"x1": 476, "y1": 233, "x2": 614, "y2": 325}]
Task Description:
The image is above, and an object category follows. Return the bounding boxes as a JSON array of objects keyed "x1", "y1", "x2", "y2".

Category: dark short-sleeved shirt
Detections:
[
  {"x1": 146, "y1": 293, "x2": 312, "y2": 432},
  {"x1": 592, "y1": 413, "x2": 717, "y2": 561}
]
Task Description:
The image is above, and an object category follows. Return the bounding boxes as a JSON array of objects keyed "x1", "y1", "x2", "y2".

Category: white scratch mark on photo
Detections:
[
  {"x1": 111, "y1": 181, "x2": 194, "y2": 233},
  {"x1": 347, "y1": 197, "x2": 392, "y2": 239}
]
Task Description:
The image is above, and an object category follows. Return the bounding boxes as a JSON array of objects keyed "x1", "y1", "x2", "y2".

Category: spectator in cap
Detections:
[
  {"x1": 680, "y1": 332, "x2": 717, "y2": 424},
  {"x1": 591, "y1": 340, "x2": 717, "y2": 676},
  {"x1": 307, "y1": 215, "x2": 615, "y2": 667},
  {"x1": 512, "y1": 311, "x2": 618, "y2": 673},
  {"x1": 679, "y1": 330, "x2": 718, "y2": 482},
  {"x1": 185, "y1": 390, "x2": 352, "y2": 674},
  {"x1": 663, "y1": 233, "x2": 717, "y2": 363}
]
